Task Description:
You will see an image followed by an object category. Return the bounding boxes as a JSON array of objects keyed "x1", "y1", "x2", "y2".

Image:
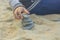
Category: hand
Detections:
[{"x1": 13, "y1": 7, "x2": 29, "y2": 19}]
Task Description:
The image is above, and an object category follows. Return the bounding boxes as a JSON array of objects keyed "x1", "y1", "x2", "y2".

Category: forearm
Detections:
[{"x1": 9, "y1": 0, "x2": 24, "y2": 10}]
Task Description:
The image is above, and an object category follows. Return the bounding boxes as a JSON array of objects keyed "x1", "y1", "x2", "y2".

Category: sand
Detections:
[{"x1": 0, "y1": 0, "x2": 60, "y2": 40}]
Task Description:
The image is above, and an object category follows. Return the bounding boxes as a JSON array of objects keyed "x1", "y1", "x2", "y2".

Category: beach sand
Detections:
[{"x1": 0, "y1": 0, "x2": 60, "y2": 40}]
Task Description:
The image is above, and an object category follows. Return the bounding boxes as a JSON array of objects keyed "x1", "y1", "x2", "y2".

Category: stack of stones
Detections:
[{"x1": 22, "y1": 13, "x2": 34, "y2": 30}]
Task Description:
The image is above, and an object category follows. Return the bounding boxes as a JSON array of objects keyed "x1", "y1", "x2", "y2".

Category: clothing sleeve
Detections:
[{"x1": 9, "y1": 0, "x2": 24, "y2": 10}]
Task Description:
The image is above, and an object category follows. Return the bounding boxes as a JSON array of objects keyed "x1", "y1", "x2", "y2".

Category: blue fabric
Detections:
[{"x1": 30, "y1": 0, "x2": 60, "y2": 15}]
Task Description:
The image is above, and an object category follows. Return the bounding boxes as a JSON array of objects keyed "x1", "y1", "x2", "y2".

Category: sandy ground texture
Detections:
[{"x1": 0, "y1": 0, "x2": 60, "y2": 40}]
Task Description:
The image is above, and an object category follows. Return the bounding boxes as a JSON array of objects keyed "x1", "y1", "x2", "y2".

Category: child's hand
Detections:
[{"x1": 13, "y1": 7, "x2": 29, "y2": 19}]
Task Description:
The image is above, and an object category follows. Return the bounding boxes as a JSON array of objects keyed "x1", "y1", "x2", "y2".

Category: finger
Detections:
[
  {"x1": 24, "y1": 8, "x2": 30, "y2": 14},
  {"x1": 18, "y1": 10, "x2": 23, "y2": 19},
  {"x1": 14, "y1": 9, "x2": 20, "y2": 19}
]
